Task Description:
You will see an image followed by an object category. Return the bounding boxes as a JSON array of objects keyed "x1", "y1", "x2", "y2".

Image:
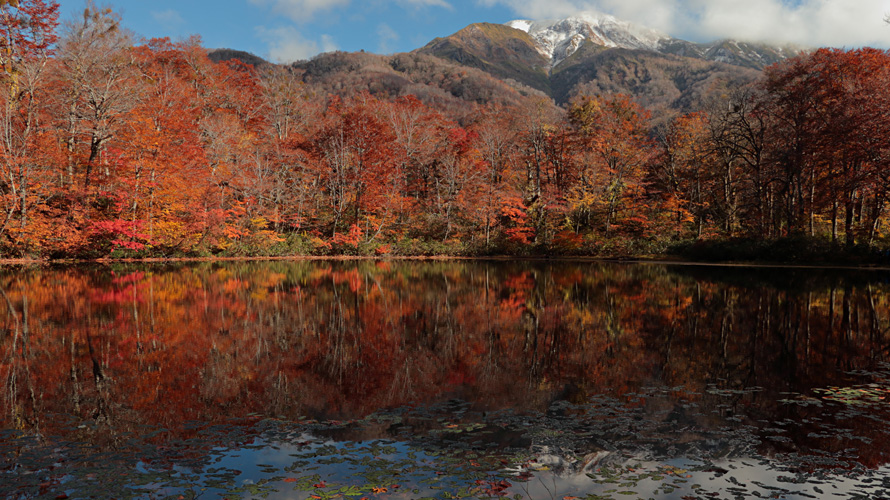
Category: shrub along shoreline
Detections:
[{"x1": 3, "y1": 235, "x2": 889, "y2": 268}]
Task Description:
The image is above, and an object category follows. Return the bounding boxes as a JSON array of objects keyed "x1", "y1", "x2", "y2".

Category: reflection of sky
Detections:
[
  {"x1": 501, "y1": 453, "x2": 890, "y2": 499},
  {"x1": 183, "y1": 435, "x2": 890, "y2": 500}
]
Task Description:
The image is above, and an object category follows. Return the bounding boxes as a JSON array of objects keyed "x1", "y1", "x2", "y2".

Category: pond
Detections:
[{"x1": 2, "y1": 260, "x2": 890, "y2": 499}]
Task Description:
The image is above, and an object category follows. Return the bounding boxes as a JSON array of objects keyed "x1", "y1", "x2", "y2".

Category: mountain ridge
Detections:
[
  {"x1": 501, "y1": 12, "x2": 800, "y2": 71},
  {"x1": 415, "y1": 13, "x2": 782, "y2": 109},
  {"x1": 506, "y1": 13, "x2": 665, "y2": 68},
  {"x1": 209, "y1": 12, "x2": 798, "y2": 118}
]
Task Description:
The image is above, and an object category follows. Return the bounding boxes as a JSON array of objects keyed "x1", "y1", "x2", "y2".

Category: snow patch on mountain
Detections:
[
  {"x1": 507, "y1": 12, "x2": 669, "y2": 68},
  {"x1": 507, "y1": 20, "x2": 533, "y2": 34}
]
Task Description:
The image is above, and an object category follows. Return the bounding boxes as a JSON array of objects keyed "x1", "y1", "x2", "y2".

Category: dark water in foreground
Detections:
[{"x1": 2, "y1": 260, "x2": 890, "y2": 499}]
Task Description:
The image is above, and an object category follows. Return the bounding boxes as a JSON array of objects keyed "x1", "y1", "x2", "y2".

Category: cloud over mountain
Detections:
[
  {"x1": 249, "y1": 0, "x2": 351, "y2": 22},
  {"x1": 250, "y1": 0, "x2": 453, "y2": 23},
  {"x1": 477, "y1": 0, "x2": 890, "y2": 48},
  {"x1": 256, "y1": 26, "x2": 338, "y2": 62}
]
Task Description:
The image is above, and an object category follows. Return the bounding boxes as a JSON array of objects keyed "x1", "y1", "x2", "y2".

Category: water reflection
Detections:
[{"x1": 2, "y1": 261, "x2": 890, "y2": 498}]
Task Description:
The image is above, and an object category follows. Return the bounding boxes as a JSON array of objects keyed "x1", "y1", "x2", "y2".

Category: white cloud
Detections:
[
  {"x1": 320, "y1": 34, "x2": 339, "y2": 52},
  {"x1": 250, "y1": 0, "x2": 452, "y2": 23},
  {"x1": 377, "y1": 23, "x2": 400, "y2": 53},
  {"x1": 151, "y1": 9, "x2": 185, "y2": 29},
  {"x1": 398, "y1": 0, "x2": 453, "y2": 8},
  {"x1": 249, "y1": 0, "x2": 352, "y2": 22},
  {"x1": 256, "y1": 26, "x2": 339, "y2": 62},
  {"x1": 476, "y1": 0, "x2": 579, "y2": 19},
  {"x1": 478, "y1": 0, "x2": 890, "y2": 47}
]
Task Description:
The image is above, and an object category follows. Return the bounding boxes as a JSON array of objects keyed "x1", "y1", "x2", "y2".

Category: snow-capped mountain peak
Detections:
[{"x1": 506, "y1": 12, "x2": 669, "y2": 68}]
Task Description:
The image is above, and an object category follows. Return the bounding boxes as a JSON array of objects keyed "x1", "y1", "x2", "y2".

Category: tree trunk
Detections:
[{"x1": 845, "y1": 190, "x2": 855, "y2": 247}]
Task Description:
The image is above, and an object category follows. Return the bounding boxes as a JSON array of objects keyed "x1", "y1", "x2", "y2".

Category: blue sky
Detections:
[
  {"x1": 54, "y1": 0, "x2": 518, "y2": 61},
  {"x1": 55, "y1": 0, "x2": 890, "y2": 62}
]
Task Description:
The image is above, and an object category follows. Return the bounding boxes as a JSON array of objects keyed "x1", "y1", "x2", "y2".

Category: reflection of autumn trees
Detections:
[
  {"x1": 653, "y1": 269, "x2": 890, "y2": 394},
  {"x1": 1, "y1": 262, "x2": 889, "y2": 457}
]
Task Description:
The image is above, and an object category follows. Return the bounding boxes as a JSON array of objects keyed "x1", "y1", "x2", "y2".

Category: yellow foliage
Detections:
[{"x1": 250, "y1": 217, "x2": 269, "y2": 230}]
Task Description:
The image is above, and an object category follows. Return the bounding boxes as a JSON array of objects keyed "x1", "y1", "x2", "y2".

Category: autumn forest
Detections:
[{"x1": 2, "y1": 1, "x2": 890, "y2": 260}]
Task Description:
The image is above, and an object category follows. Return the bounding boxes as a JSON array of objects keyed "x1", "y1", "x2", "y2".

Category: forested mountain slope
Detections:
[{"x1": 417, "y1": 14, "x2": 792, "y2": 109}]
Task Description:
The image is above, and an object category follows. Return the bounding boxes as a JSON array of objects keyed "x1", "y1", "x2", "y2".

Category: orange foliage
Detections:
[
  {"x1": 2, "y1": 261, "x2": 890, "y2": 470},
  {"x1": 0, "y1": 5, "x2": 888, "y2": 257}
]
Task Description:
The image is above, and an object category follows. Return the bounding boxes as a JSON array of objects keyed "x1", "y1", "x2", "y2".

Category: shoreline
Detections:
[{"x1": 2, "y1": 254, "x2": 889, "y2": 271}]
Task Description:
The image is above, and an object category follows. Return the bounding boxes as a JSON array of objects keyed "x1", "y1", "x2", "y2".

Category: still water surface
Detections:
[{"x1": 2, "y1": 260, "x2": 890, "y2": 499}]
